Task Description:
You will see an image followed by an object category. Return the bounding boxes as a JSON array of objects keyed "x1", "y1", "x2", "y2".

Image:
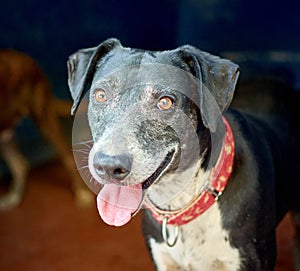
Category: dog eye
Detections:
[
  {"x1": 157, "y1": 96, "x2": 174, "y2": 111},
  {"x1": 94, "y1": 89, "x2": 107, "y2": 103}
]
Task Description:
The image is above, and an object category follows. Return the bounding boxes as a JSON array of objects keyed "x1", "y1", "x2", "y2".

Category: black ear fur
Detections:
[
  {"x1": 178, "y1": 45, "x2": 240, "y2": 132},
  {"x1": 67, "y1": 38, "x2": 121, "y2": 115}
]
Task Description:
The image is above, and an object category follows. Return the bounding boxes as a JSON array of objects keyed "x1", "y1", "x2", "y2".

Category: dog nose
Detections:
[{"x1": 93, "y1": 153, "x2": 132, "y2": 181}]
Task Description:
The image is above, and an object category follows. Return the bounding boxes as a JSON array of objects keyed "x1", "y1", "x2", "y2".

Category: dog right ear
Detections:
[
  {"x1": 176, "y1": 45, "x2": 239, "y2": 132},
  {"x1": 67, "y1": 38, "x2": 121, "y2": 115}
]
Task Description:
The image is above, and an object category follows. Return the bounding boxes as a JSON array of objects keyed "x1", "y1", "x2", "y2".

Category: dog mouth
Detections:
[
  {"x1": 96, "y1": 149, "x2": 175, "y2": 227},
  {"x1": 142, "y1": 149, "x2": 175, "y2": 190}
]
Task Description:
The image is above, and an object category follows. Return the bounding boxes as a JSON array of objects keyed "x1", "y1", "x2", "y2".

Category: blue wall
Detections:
[{"x1": 1, "y1": 0, "x2": 300, "y2": 97}]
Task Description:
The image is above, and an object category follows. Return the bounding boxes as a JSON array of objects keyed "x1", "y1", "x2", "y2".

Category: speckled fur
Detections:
[
  {"x1": 149, "y1": 204, "x2": 241, "y2": 271},
  {"x1": 68, "y1": 39, "x2": 300, "y2": 271}
]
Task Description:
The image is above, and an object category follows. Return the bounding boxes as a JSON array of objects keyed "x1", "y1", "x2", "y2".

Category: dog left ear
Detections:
[
  {"x1": 178, "y1": 45, "x2": 240, "y2": 131},
  {"x1": 67, "y1": 38, "x2": 121, "y2": 115}
]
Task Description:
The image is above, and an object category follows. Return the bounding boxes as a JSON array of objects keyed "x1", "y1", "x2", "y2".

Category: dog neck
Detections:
[{"x1": 145, "y1": 117, "x2": 235, "y2": 226}]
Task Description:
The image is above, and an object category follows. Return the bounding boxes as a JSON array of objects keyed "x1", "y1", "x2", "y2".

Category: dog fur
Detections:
[
  {"x1": 0, "y1": 49, "x2": 92, "y2": 210},
  {"x1": 67, "y1": 39, "x2": 300, "y2": 270}
]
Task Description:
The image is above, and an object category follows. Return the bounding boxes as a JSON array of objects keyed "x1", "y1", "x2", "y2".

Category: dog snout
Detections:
[{"x1": 93, "y1": 152, "x2": 132, "y2": 181}]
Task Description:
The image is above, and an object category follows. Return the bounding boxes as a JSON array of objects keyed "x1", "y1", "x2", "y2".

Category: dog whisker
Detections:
[
  {"x1": 73, "y1": 149, "x2": 91, "y2": 154},
  {"x1": 78, "y1": 165, "x2": 90, "y2": 171}
]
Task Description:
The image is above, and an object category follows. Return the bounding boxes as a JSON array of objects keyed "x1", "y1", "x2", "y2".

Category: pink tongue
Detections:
[{"x1": 97, "y1": 183, "x2": 143, "y2": 227}]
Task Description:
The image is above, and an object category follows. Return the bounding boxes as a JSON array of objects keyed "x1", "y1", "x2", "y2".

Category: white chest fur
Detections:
[{"x1": 148, "y1": 204, "x2": 241, "y2": 271}]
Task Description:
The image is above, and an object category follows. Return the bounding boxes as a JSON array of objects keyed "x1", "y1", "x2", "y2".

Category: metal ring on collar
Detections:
[{"x1": 162, "y1": 216, "x2": 180, "y2": 247}]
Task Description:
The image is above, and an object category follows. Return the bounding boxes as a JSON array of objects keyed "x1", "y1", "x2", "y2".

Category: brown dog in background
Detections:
[{"x1": 0, "y1": 49, "x2": 92, "y2": 210}]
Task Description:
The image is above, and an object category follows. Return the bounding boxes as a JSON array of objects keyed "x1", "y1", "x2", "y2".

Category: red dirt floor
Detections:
[{"x1": 0, "y1": 160, "x2": 296, "y2": 271}]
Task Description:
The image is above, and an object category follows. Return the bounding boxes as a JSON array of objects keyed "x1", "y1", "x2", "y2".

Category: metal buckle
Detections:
[{"x1": 207, "y1": 186, "x2": 222, "y2": 201}]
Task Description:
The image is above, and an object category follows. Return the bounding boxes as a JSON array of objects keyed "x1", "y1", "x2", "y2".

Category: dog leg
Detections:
[
  {"x1": 0, "y1": 130, "x2": 29, "y2": 210},
  {"x1": 292, "y1": 210, "x2": 300, "y2": 271},
  {"x1": 154, "y1": 254, "x2": 183, "y2": 271},
  {"x1": 34, "y1": 103, "x2": 93, "y2": 207},
  {"x1": 149, "y1": 239, "x2": 183, "y2": 271}
]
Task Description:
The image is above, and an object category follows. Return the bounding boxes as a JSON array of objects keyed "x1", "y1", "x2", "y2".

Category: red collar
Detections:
[{"x1": 146, "y1": 117, "x2": 235, "y2": 226}]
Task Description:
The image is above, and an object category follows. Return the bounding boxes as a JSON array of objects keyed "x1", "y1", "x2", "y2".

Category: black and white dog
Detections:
[{"x1": 67, "y1": 38, "x2": 300, "y2": 271}]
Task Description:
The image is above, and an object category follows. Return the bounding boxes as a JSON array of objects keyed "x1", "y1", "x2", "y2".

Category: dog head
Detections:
[{"x1": 68, "y1": 38, "x2": 239, "y2": 226}]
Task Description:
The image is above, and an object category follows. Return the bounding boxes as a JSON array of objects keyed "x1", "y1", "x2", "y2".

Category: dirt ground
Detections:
[{"x1": 0, "y1": 160, "x2": 296, "y2": 271}]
